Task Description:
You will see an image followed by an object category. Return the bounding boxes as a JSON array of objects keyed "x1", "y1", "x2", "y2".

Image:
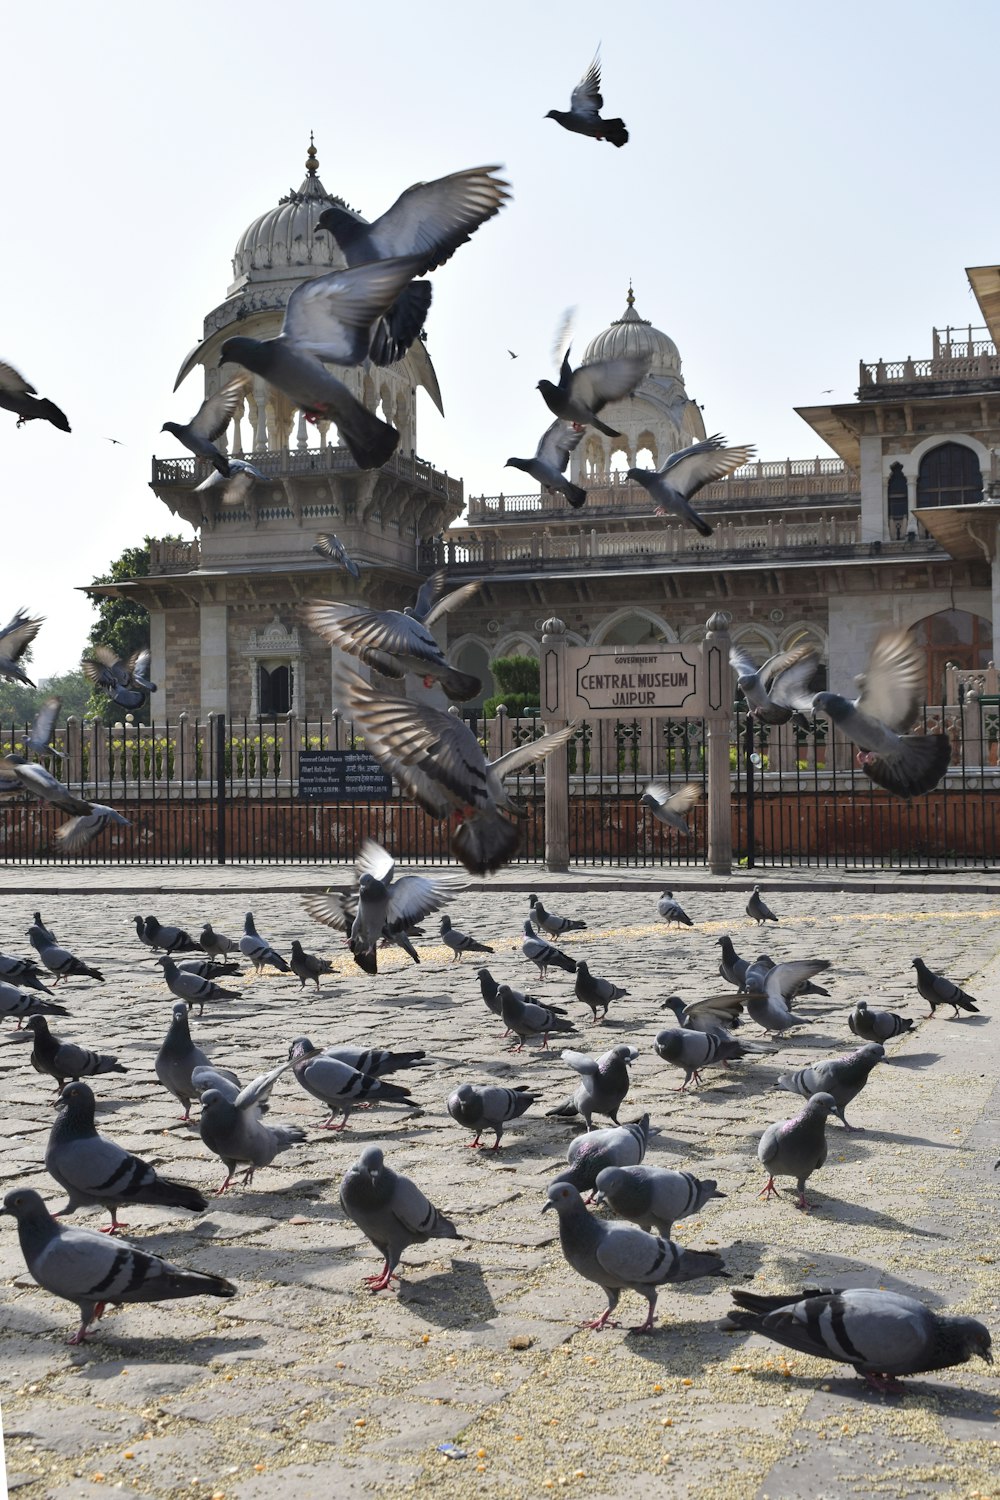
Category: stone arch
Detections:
[
  {"x1": 730, "y1": 624, "x2": 779, "y2": 659},
  {"x1": 901, "y1": 432, "x2": 990, "y2": 480},
  {"x1": 915, "y1": 442, "x2": 984, "y2": 507},
  {"x1": 593, "y1": 608, "x2": 676, "y2": 646},
  {"x1": 447, "y1": 636, "x2": 494, "y2": 715},
  {"x1": 635, "y1": 429, "x2": 658, "y2": 470},
  {"x1": 779, "y1": 622, "x2": 827, "y2": 656},
  {"x1": 493, "y1": 634, "x2": 539, "y2": 660},
  {"x1": 911, "y1": 608, "x2": 993, "y2": 702}
]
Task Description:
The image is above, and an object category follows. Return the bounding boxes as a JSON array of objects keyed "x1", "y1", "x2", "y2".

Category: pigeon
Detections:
[
  {"x1": 787, "y1": 629, "x2": 951, "y2": 799},
  {"x1": 498, "y1": 983, "x2": 575, "y2": 1051},
  {"x1": 911, "y1": 957, "x2": 979, "y2": 1016},
  {"x1": 717, "y1": 935, "x2": 751, "y2": 990},
  {"x1": 32, "y1": 912, "x2": 57, "y2": 945},
  {"x1": 53, "y1": 805, "x2": 131, "y2": 853},
  {"x1": 0, "y1": 362, "x2": 70, "y2": 431},
  {"x1": 0, "y1": 980, "x2": 69, "y2": 1027},
  {"x1": 439, "y1": 913, "x2": 494, "y2": 960},
  {"x1": 81, "y1": 646, "x2": 157, "y2": 711},
  {"x1": 239, "y1": 913, "x2": 290, "y2": 973},
  {"x1": 542, "y1": 1182, "x2": 726, "y2": 1332},
  {"x1": 729, "y1": 643, "x2": 821, "y2": 726},
  {"x1": 24, "y1": 1016, "x2": 126, "y2": 1092},
  {"x1": 45, "y1": 1081, "x2": 206, "y2": 1232},
  {"x1": 288, "y1": 1037, "x2": 416, "y2": 1129},
  {"x1": 659, "y1": 994, "x2": 745, "y2": 1036},
  {"x1": 573, "y1": 961, "x2": 628, "y2": 1024},
  {"x1": 24, "y1": 694, "x2": 63, "y2": 759},
  {"x1": 142, "y1": 916, "x2": 201, "y2": 955},
  {"x1": 522, "y1": 919, "x2": 577, "y2": 979},
  {"x1": 0, "y1": 608, "x2": 44, "y2": 686},
  {"x1": 176, "y1": 959, "x2": 242, "y2": 981},
  {"x1": 161, "y1": 374, "x2": 249, "y2": 477},
  {"x1": 330, "y1": 663, "x2": 579, "y2": 874},
  {"x1": 655, "y1": 1027, "x2": 748, "y2": 1089},
  {"x1": 199, "y1": 1063, "x2": 305, "y2": 1193},
  {"x1": 447, "y1": 1083, "x2": 537, "y2": 1148},
  {"x1": 156, "y1": 956, "x2": 240, "y2": 1016},
  {"x1": 849, "y1": 1000, "x2": 915, "y2": 1043},
  {"x1": 0, "y1": 757, "x2": 92, "y2": 816},
  {"x1": 27, "y1": 925, "x2": 105, "y2": 985},
  {"x1": 475, "y1": 966, "x2": 506, "y2": 1021},
  {"x1": 595, "y1": 1166, "x2": 725, "y2": 1238},
  {"x1": 199, "y1": 923, "x2": 238, "y2": 963},
  {"x1": 746, "y1": 885, "x2": 778, "y2": 925},
  {"x1": 303, "y1": 839, "x2": 455, "y2": 974},
  {"x1": 538, "y1": 349, "x2": 649, "y2": 438},
  {"x1": 312, "y1": 532, "x2": 361, "y2": 578},
  {"x1": 289, "y1": 940, "x2": 335, "y2": 991},
  {"x1": 553, "y1": 1115, "x2": 650, "y2": 1197},
  {"x1": 727, "y1": 1287, "x2": 993, "y2": 1393},
  {"x1": 339, "y1": 1145, "x2": 459, "y2": 1292},
  {"x1": 314, "y1": 164, "x2": 510, "y2": 365},
  {"x1": 528, "y1": 894, "x2": 586, "y2": 937},
  {"x1": 545, "y1": 52, "x2": 629, "y2": 148},
  {"x1": 656, "y1": 891, "x2": 693, "y2": 926},
  {"x1": 193, "y1": 458, "x2": 265, "y2": 507},
  {"x1": 0, "y1": 1187, "x2": 235, "y2": 1345},
  {"x1": 546, "y1": 1045, "x2": 639, "y2": 1128},
  {"x1": 130, "y1": 914, "x2": 160, "y2": 948},
  {"x1": 743, "y1": 958, "x2": 831, "y2": 1035},
  {"x1": 640, "y1": 783, "x2": 702, "y2": 836},
  {"x1": 628, "y1": 435, "x2": 756, "y2": 535},
  {"x1": 777, "y1": 1043, "x2": 885, "y2": 1129},
  {"x1": 758, "y1": 1093, "x2": 835, "y2": 1210},
  {"x1": 303, "y1": 571, "x2": 482, "y2": 700},
  {"x1": 155, "y1": 1003, "x2": 238, "y2": 1122},
  {"x1": 0, "y1": 952, "x2": 54, "y2": 994},
  {"x1": 505, "y1": 420, "x2": 587, "y2": 509}
]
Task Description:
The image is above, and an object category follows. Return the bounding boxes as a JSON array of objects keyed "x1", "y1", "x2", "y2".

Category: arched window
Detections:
[
  {"x1": 886, "y1": 462, "x2": 908, "y2": 535},
  {"x1": 598, "y1": 613, "x2": 669, "y2": 646},
  {"x1": 452, "y1": 641, "x2": 493, "y2": 715},
  {"x1": 912, "y1": 610, "x2": 993, "y2": 703},
  {"x1": 258, "y1": 663, "x2": 291, "y2": 716},
  {"x1": 916, "y1": 443, "x2": 983, "y2": 508}
]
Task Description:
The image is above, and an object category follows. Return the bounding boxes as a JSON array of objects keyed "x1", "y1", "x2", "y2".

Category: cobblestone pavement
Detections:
[{"x1": 0, "y1": 876, "x2": 997, "y2": 1500}]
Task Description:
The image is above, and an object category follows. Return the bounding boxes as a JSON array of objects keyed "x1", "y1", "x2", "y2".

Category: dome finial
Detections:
[
  {"x1": 305, "y1": 131, "x2": 319, "y2": 177},
  {"x1": 626, "y1": 280, "x2": 635, "y2": 308}
]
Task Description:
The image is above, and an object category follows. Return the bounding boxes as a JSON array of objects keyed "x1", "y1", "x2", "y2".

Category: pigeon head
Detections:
[
  {"x1": 170, "y1": 1002, "x2": 189, "y2": 1024},
  {"x1": 576, "y1": 961, "x2": 589, "y2": 974},
  {"x1": 811, "y1": 692, "x2": 851, "y2": 724},
  {"x1": 536, "y1": 379, "x2": 558, "y2": 400},
  {"x1": 542, "y1": 1181, "x2": 584, "y2": 1215},
  {"x1": 23, "y1": 1015, "x2": 49, "y2": 1036},
  {"x1": 440, "y1": 916, "x2": 452, "y2": 931},
  {"x1": 220, "y1": 338, "x2": 266, "y2": 374},
  {"x1": 289, "y1": 1036, "x2": 318, "y2": 1061},
  {"x1": 660, "y1": 997, "x2": 686, "y2": 1019},
  {"x1": 958, "y1": 1321, "x2": 993, "y2": 1364},
  {"x1": 54, "y1": 1081, "x2": 96, "y2": 1118},
  {"x1": 452, "y1": 1084, "x2": 476, "y2": 1105},
  {"x1": 655, "y1": 1029, "x2": 684, "y2": 1061},
  {"x1": 612, "y1": 1045, "x2": 638, "y2": 1063},
  {"x1": 0, "y1": 1188, "x2": 51, "y2": 1222},
  {"x1": 357, "y1": 1145, "x2": 384, "y2": 1178},
  {"x1": 625, "y1": 467, "x2": 648, "y2": 482},
  {"x1": 160, "y1": 421, "x2": 182, "y2": 436},
  {"x1": 505, "y1": 458, "x2": 531, "y2": 473}
]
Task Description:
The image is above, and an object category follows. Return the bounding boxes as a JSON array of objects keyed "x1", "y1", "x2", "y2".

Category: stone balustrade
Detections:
[{"x1": 151, "y1": 446, "x2": 463, "y2": 506}]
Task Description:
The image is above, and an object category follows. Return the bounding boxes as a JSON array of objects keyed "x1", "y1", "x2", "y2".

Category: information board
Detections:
[
  {"x1": 298, "y1": 750, "x2": 394, "y2": 800},
  {"x1": 542, "y1": 644, "x2": 705, "y2": 719}
]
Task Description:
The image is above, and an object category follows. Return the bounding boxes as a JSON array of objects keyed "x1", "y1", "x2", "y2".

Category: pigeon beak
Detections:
[
  {"x1": 982, "y1": 1347, "x2": 994, "y2": 1364},
  {"x1": 711, "y1": 1190, "x2": 728, "y2": 1199},
  {"x1": 540, "y1": 1200, "x2": 554, "y2": 1214}
]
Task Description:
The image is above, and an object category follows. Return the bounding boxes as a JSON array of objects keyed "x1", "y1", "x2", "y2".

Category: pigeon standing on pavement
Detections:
[
  {"x1": 654, "y1": 1027, "x2": 747, "y2": 1089},
  {"x1": 45, "y1": 1081, "x2": 207, "y2": 1232},
  {"x1": 546, "y1": 1046, "x2": 639, "y2": 1128},
  {"x1": 0, "y1": 980, "x2": 69, "y2": 1027},
  {"x1": 758, "y1": 1093, "x2": 835, "y2": 1211},
  {"x1": 498, "y1": 983, "x2": 575, "y2": 1051},
  {"x1": 657, "y1": 891, "x2": 693, "y2": 927},
  {"x1": 777, "y1": 1043, "x2": 885, "y2": 1129},
  {"x1": 27, "y1": 925, "x2": 104, "y2": 984},
  {"x1": 24, "y1": 1016, "x2": 125, "y2": 1093},
  {"x1": 573, "y1": 961, "x2": 628, "y2": 1024},
  {"x1": 439, "y1": 914, "x2": 494, "y2": 960},
  {"x1": 717, "y1": 935, "x2": 751, "y2": 990},
  {"x1": 339, "y1": 1145, "x2": 460, "y2": 1291},
  {"x1": 239, "y1": 913, "x2": 290, "y2": 974},
  {"x1": 595, "y1": 1166, "x2": 725, "y2": 1238},
  {"x1": 199, "y1": 923, "x2": 238, "y2": 963},
  {"x1": 746, "y1": 886, "x2": 778, "y2": 925},
  {"x1": 0, "y1": 1188, "x2": 235, "y2": 1345},
  {"x1": 447, "y1": 1083, "x2": 538, "y2": 1149},
  {"x1": 542, "y1": 1182, "x2": 726, "y2": 1332},
  {"x1": 288, "y1": 1038, "x2": 416, "y2": 1129},
  {"x1": 160, "y1": 375, "x2": 249, "y2": 476},
  {"x1": 538, "y1": 348, "x2": 649, "y2": 437},
  {"x1": 552, "y1": 1115, "x2": 650, "y2": 1197},
  {"x1": 911, "y1": 957, "x2": 980, "y2": 1016},
  {"x1": 505, "y1": 420, "x2": 587, "y2": 509},
  {"x1": 522, "y1": 920, "x2": 577, "y2": 979},
  {"x1": 545, "y1": 52, "x2": 629, "y2": 148},
  {"x1": 199, "y1": 1063, "x2": 305, "y2": 1193},
  {"x1": 529, "y1": 894, "x2": 587, "y2": 937},
  {"x1": 849, "y1": 1000, "x2": 915, "y2": 1042},
  {"x1": 628, "y1": 435, "x2": 755, "y2": 535},
  {"x1": 727, "y1": 1287, "x2": 993, "y2": 1393},
  {"x1": 289, "y1": 940, "x2": 335, "y2": 991},
  {"x1": 640, "y1": 783, "x2": 702, "y2": 836},
  {"x1": 156, "y1": 956, "x2": 240, "y2": 1016},
  {"x1": 142, "y1": 916, "x2": 200, "y2": 955},
  {"x1": 155, "y1": 1003, "x2": 238, "y2": 1122}
]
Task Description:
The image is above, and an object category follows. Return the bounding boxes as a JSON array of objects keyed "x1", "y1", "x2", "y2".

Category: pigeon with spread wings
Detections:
[
  {"x1": 0, "y1": 609, "x2": 44, "y2": 687},
  {"x1": 639, "y1": 781, "x2": 701, "y2": 835},
  {"x1": 729, "y1": 642, "x2": 820, "y2": 726},
  {"x1": 82, "y1": 645, "x2": 156, "y2": 712},
  {"x1": 161, "y1": 374, "x2": 249, "y2": 477},
  {"x1": 546, "y1": 52, "x2": 629, "y2": 148},
  {"x1": 0, "y1": 361, "x2": 70, "y2": 432},
  {"x1": 505, "y1": 420, "x2": 587, "y2": 509},
  {"x1": 538, "y1": 349, "x2": 649, "y2": 438},
  {"x1": 628, "y1": 434, "x2": 756, "y2": 536},
  {"x1": 312, "y1": 533, "x2": 361, "y2": 579}
]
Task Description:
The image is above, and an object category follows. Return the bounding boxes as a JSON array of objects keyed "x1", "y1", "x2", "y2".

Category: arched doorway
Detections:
[
  {"x1": 913, "y1": 610, "x2": 993, "y2": 702},
  {"x1": 597, "y1": 612, "x2": 671, "y2": 646},
  {"x1": 916, "y1": 444, "x2": 983, "y2": 507}
]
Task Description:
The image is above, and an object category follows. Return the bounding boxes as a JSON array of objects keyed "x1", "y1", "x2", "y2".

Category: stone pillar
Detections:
[
  {"x1": 703, "y1": 612, "x2": 733, "y2": 875},
  {"x1": 64, "y1": 717, "x2": 82, "y2": 788},
  {"x1": 148, "y1": 609, "x2": 167, "y2": 720},
  {"x1": 200, "y1": 603, "x2": 229, "y2": 716},
  {"x1": 540, "y1": 618, "x2": 570, "y2": 871}
]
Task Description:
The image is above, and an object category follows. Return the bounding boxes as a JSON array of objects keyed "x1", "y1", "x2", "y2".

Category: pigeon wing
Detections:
[
  {"x1": 561, "y1": 1050, "x2": 600, "y2": 1076},
  {"x1": 0, "y1": 361, "x2": 36, "y2": 395},
  {"x1": 0, "y1": 611, "x2": 44, "y2": 662},
  {"x1": 301, "y1": 891, "x2": 353, "y2": 933},
  {"x1": 536, "y1": 419, "x2": 584, "y2": 473},
  {"x1": 854, "y1": 629, "x2": 924, "y2": 732},
  {"x1": 421, "y1": 579, "x2": 481, "y2": 629},
  {"x1": 384, "y1": 873, "x2": 455, "y2": 929},
  {"x1": 570, "y1": 54, "x2": 604, "y2": 116},
  {"x1": 303, "y1": 601, "x2": 443, "y2": 667},
  {"x1": 595, "y1": 1225, "x2": 673, "y2": 1285},
  {"x1": 656, "y1": 436, "x2": 755, "y2": 498},
  {"x1": 188, "y1": 375, "x2": 250, "y2": 443},
  {"x1": 28, "y1": 695, "x2": 61, "y2": 752},
  {"x1": 764, "y1": 960, "x2": 832, "y2": 1001},
  {"x1": 234, "y1": 1060, "x2": 292, "y2": 1114},
  {"x1": 363, "y1": 165, "x2": 510, "y2": 275},
  {"x1": 570, "y1": 356, "x2": 649, "y2": 412},
  {"x1": 282, "y1": 255, "x2": 425, "y2": 363},
  {"x1": 488, "y1": 719, "x2": 581, "y2": 782},
  {"x1": 355, "y1": 838, "x2": 396, "y2": 885}
]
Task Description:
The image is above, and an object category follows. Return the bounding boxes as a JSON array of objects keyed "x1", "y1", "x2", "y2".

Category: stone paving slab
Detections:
[{"x1": 0, "y1": 881, "x2": 997, "y2": 1499}]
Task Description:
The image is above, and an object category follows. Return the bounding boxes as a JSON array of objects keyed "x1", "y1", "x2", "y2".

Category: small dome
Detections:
[
  {"x1": 230, "y1": 135, "x2": 363, "y2": 289},
  {"x1": 582, "y1": 286, "x2": 681, "y2": 377}
]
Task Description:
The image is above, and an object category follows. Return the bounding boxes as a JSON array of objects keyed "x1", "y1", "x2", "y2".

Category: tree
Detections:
[
  {"x1": 85, "y1": 540, "x2": 160, "y2": 723},
  {"x1": 0, "y1": 670, "x2": 92, "y2": 727},
  {"x1": 483, "y1": 654, "x2": 541, "y2": 719}
]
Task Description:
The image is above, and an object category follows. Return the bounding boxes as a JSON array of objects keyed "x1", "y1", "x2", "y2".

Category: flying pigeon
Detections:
[
  {"x1": 777, "y1": 1043, "x2": 885, "y2": 1129},
  {"x1": 447, "y1": 1082, "x2": 537, "y2": 1148},
  {"x1": 505, "y1": 420, "x2": 587, "y2": 509},
  {"x1": 24, "y1": 1015, "x2": 125, "y2": 1092},
  {"x1": 161, "y1": 374, "x2": 249, "y2": 476},
  {"x1": 0, "y1": 608, "x2": 45, "y2": 686},
  {"x1": 729, "y1": 643, "x2": 820, "y2": 726},
  {"x1": 0, "y1": 980, "x2": 68, "y2": 1027},
  {"x1": 303, "y1": 570, "x2": 482, "y2": 700},
  {"x1": 787, "y1": 628, "x2": 951, "y2": 799},
  {"x1": 538, "y1": 349, "x2": 649, "y2": 437},
  {"x1": 911, "y1": 957, "x2": 979, "y2": 1016},
  {"x1": 312, "y1": 533, "x2": 361, "y2": 578},
  {"x1": 156, "y1": 955, "x2": 240, "y2": 1016},
  {"x1": 81, "y1": 646, "x2": 156, "y2": 710},
  {"x1": 641, "y1": 782, "x2": 702, "y2": 836},
  {"x1": 528, "y1": 894, "x2": 586, "y2": 937},
  {"x1": 546, "y1": 1045, "x2": 638, "y2": 1128},
  {"x1": 573, "y1": 961, "x2": 628, "y2": 1024},
  {"x1": 199, "y1": 1063, "x2": 304, "y2": 1193},
  {"x1": 315, "y1": 164, "x2": 510, "y2": 365},
  {"x1": 595, "y1": 1165, "x2": 725, "y2": 1238},
  {"x1": 757, "y1": 1092, "x2": 835, "y2": 1211},
  {"x1": 303, "y1": 838, "x2": 455, "y2": 974},
  {"x1": 542, "y1": 1181, "x2": 726, "y2": 1332},
  {"x1": 53, "y1": 805, "x2": 131, "y2": 854},
  {"x1": 743, "y1": 959, "x2": 831, "y2": 1037},
  {"x1": 239, "y1": 912, "x2": 290, "y2": 973},
  {"x1": 155, "y1": 1003, "x2": 238, "y2": 1122},
  {"x1": 849, "y1": 1000, "x2": 915, "y2": 1043},
  {"x1": 288, "y1": 1037, "x2": 416, "y2": 1129},
  {"x1": 24, "y1": 695, "x2": 63, "y2": 759},
  {"x1": 746, "y1": 885, "x2": 778, "y2": 925},
  {"x1": 545, "y1": 52, "x2": 629, "y2": 148},
  {"x1": 627, "y1": 434, "x2": 755, "y2": 535},
  {"x1": 0, "y1": 361, "x2": 70, "y2": 431},
  {"x1": 656, "y1": 891, "x2": 694, "y2": 926},
  {"x1": 553, "y1": 1115, "x2": 650, "y2": 1198},
  {"x1": 289, "y1": 940, "x2": 335, "y2": 991},
  {"x1": 45, "y1": 1081, "x2": 206, "y2": 1232},
  {"x1": 0, "y1": 1187, "x2": 234, "y2": 1345},
  {"x1": 0, "y1": 757, "x2": 92, "y2": 817},
  {"x1": 440, "y1": 913, "x2": 494, "y2": 960},
  {"x1": 654, "y1": 1027, "x2": 747, "y2": 1089},
  {"x1": 659, "y1": 993, "x2": 745, "y2": 1036},
  {"x1": 727, "y1": 1286, "x2": 992, "y2": 1393},
  {"x1": 193, "y1": 458, "x2": 265, "y2": 507},
  {"x1": 27, "y1": 926, "x2": 104, "y2": 984},
  {"x1": 339, "y1": 1145, "x2": 459, "y2": 1292},
  {"x1": 522, "y1": 919, "x2": 577, "y2": 979},
  {"x1": 498, "y1": 983, "x2": 575, "y2": 1051}
]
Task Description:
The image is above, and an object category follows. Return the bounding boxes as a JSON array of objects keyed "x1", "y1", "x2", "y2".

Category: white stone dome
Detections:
[
  {"x1": 229, "y1": 136, "x2": 362, "y2": 290},
  {"x1": 582, "y1": 288, "x2": 682, "y2": 377}
]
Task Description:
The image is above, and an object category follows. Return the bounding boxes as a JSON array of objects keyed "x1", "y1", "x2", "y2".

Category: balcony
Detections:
[
  {"x1": 151, "y1": 446, "x2": 463, "y2": 507},
  {"x1": 859, "y1": 325, "x2": 1000, "y2": 397},
  {"x1": 149, "y1": 538, "x2": 201, "y2": 574}
]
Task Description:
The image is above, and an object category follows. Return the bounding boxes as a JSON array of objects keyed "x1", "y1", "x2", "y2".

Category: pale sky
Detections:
[{"x1": 3, "y1": 0, "x2": 998, "y2": 678}]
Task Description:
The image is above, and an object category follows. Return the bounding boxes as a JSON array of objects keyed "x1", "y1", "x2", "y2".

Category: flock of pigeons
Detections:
[{"x1": 0, "y1": 857, "x2": 993, "y2": 1396}]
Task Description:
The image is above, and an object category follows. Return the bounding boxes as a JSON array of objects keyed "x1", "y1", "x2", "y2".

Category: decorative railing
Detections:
[
  {"x1": 859, "y1": 340, "x2": 1000, "y2": 390},
  {"x1": 151, "y1": 446, "x2": 463, "y2": 505},
  {"x1": 149, "y1": 538, "x2": 201, "y2": 572}
]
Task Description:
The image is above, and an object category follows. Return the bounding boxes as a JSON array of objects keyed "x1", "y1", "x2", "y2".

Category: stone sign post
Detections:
[{"x1": 539, "y1": 615, "x2": 733, "y2": 873}]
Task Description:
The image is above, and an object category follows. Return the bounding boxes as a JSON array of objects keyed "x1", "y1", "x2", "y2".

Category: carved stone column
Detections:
[
  {"x1": 540, "y1": 617, "x2": 570, "y2": 871},
  {"x1": 703, "y1": 612, "x2": 733, "y2": 874}
]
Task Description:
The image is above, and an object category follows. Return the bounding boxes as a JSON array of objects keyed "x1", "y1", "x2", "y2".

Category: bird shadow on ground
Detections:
[
  {"x1": 807, "y1": 1194, "x2": 945, "y2": 1238},
  {"x1": 934, "y1": 1013, "x2": 991, "y2": 1027},
  {"x1": 752, "y1": 1250, "x2": 955, "y2": 1305},
  {"x1": 880, "y1": 1051, "x2": 941, "y2": 1070},
  {"x1": 398, "y1": 1257, "x2": 497, "y2": 1327},
  {"x1": 863, "y1": 1128, "x2": 959, "y2": 1150},
  {"x1": 742, "y1": 1367, "x2": 998, "y2": 1414},
  {"x1": 70, "y1": 1332, "x2": 267, "y2": 1368},
  {"x1": 375, "y1": 992, "x2": 461, "y2": 1009}
]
